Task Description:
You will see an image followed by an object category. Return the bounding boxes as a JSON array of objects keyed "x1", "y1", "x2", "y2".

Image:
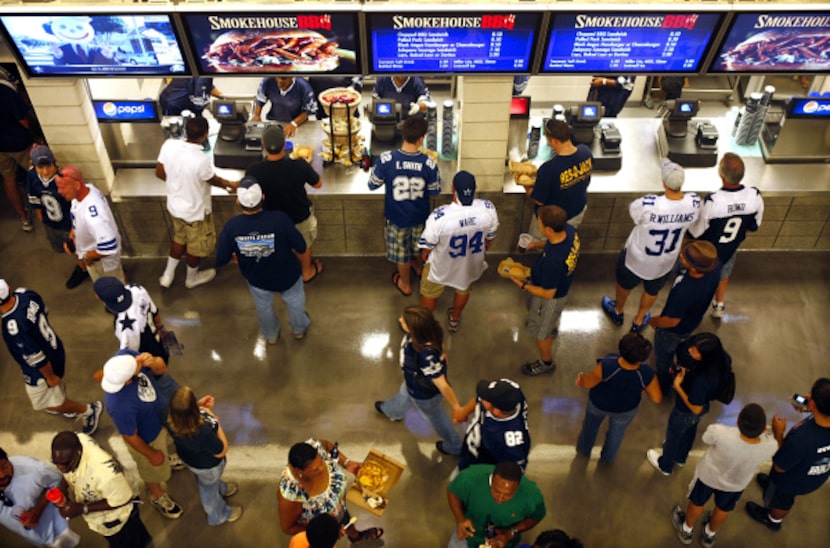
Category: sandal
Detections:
[
  {"x1": 355, "y1": 527, "x2": 384, "y2": 543},
  {"x1": 391, "y1": 272, "x2": 412, "y2": 296},
  {"x1": 447, "y1": 307, "x2": 460, "y2": 334},
  {"x1": 303, "y1": 258, "x2": 323, "y2": 283}
]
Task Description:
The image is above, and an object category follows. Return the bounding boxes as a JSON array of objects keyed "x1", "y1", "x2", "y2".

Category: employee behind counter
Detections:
[
  {"x1": 251, "y1": 76, "x2": 317, "y2": 137},
  {"x1": 372, "y1": 76, "x2": 431, "y2": 119}
]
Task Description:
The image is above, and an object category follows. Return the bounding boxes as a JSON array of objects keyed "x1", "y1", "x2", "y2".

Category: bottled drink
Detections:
[{"x1": 46, "y1": 486, "x2": 67, "y2": 507}]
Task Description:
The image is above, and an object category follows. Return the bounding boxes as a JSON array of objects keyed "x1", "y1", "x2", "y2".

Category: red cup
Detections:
[{"x1": 46, "y1": 487, "x2": 66, "y2": 507}]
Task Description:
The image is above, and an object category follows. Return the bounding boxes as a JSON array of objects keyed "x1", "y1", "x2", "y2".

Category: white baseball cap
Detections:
[
  {"x1": 0, "y1": 278, "x2": 10, "y2": 304},
  {"x1": 101, "y1": 354, "x2": 139, "y2": 394}
]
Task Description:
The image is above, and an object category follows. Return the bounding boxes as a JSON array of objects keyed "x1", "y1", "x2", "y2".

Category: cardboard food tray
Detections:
[{"x1": 346, "y1": 449, "x2": 405, "y2": 516}]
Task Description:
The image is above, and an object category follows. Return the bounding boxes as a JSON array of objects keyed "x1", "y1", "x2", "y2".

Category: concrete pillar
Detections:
[
  {"x1": 22, "y1": 77, "x2": 115, "y2": 192},
  {"x1": 456, "y1": 75, "x2": 513, "y2": 191}
]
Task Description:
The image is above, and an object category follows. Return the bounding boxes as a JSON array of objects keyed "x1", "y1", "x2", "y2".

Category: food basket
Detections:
[
  {"x1": 318, "y1": 87, "x2": 362, "y2": 117},
  {"x1": 346, "y1": 449, "x2": 405, "y2": 516},
  {"x1": 320, "y1": 117, "x2": 361, "y2": 137}
]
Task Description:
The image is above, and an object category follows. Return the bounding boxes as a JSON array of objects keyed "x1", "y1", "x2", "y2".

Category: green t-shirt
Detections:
[{"x1": 448, "y1": 464, "x2": 546, "y2": 548}]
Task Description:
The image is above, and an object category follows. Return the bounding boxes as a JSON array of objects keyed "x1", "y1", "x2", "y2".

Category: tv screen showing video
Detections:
[
  {"x1": 368, "y1": 12, "x2": 541, "y2": 73},
  {"x1": 541, "y1": 12, "x2": 724, "y2": 73},
  {"x1": 182, "y1": 12, "x2": 360, "y2": 75},
  {"x1": 710, "y1": 12, "x2": 830, "y2": 73},
  {"x1": 0, "y1": 13, "x2": 189, "y2": 77}
]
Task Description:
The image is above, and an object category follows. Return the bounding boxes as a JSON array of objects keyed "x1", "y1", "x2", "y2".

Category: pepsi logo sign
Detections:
[
  {"x1": 102, "y1": 102, "x2": 118, "y2": 116},
  {"x1": 803, "y1": 101, "x2": 819, "y2": 114},
  {"x1": 101, "y1": 102, "x2": 147, "y2": 117}
]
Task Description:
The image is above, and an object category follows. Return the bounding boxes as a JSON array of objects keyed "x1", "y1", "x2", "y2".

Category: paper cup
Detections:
[{"x1": 518, "y1": 233, "x2": 532, "y2": 252}]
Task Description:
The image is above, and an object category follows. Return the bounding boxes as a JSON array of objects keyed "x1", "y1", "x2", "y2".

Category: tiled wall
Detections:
[{"x1": 112, "y1": 192, "x2": 830, "y2": 258}]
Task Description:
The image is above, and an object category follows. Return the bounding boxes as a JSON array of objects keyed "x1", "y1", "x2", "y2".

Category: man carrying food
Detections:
[
  {"x1": 245, "y1": 125, "x2": 323, "y2": 282},
  {"x1": 252, "y1": 77, "x2": 317, "y2": 138}
]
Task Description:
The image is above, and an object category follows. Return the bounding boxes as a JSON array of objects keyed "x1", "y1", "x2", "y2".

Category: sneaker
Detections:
[
  {"x1": 293, "y1": 330, "x2": 307, "y2": 340},
  {"x1": 630, "y1": 312, "x2": 651, "y2": 333},
  {"x1": 745, "y1": 502, "x2": 781, "y2": 532},
  {"x1": 435, "y1": 441, "x2": 459, "y2": 456},
  {"x1": 647, "y1": 449, "x2": 671, "y2": 476},
  {"x1": 701, "y1": 512, "x2": 717, "y2": 548},
  {"x1": 81, "y1": 402, "x2": 102, "y2": 435},
  {"x1": 226, "y1": 505, "x2": 243, "y2": 524},
  {"x1": 168, "y1": 453, "x2": 186, "y2": 471},
  {"x1": 521, "y1": 359, "x2": 556, "y2": 376},
  {"x1": 21, "y1": 212, "x2": 34, "y2": 233},
  {"x1": 224, "y1": 482, "x2": 238, "y2": 498},
  {"x1": 374, "y1": 401, "x2": 400, "y2": 421},
  {"x1": 711, "y1": 301, "x2": 725, "y2": 319},
  {"x1": 159, "y1": 271, "x2": 174, "y2": 288},
  {"x1": 672, "y1": 505, "x2": 693, "y2": 545},
  {"x1": 65, "y1": 265, "x2": 90, "y2": 289},
  {"x1": 266, "y1": 333, "x2": 280, "y2": 345},
  {"x1": 45, "y1": 409, "x2": 79, "y2": 419},
  {"x1": 151, "y1": 493, "x2": 183, "y2": 519},
  {"x1": 185, "y1": 268, "x2": 216, "y2": 289},
  {"x1": 447, "y1": 307, "x2": 460, "y2": 334},
  {"x1": 675, "y1": 460, "x2": 686, "y2": 468},
  {"x1": 601, "y1": 296, "x2": 624, "y2": 326}
]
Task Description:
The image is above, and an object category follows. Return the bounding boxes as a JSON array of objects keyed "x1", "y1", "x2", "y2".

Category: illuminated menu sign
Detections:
[
  {"x1": 368, "y1": 12, "x2": 540, "y2": 73},
  {"x1": 541, "y1": 12, "x2": 723, "y2": 73},
  {"x1": 182, "y1": 12, "x2": 360, "y2": 74},
  {"x1": 710, "y1": 13, "x2": 830, "y2": 73},
  {"x1": 0, "y1": 14, "x2": 188, "y2": 77}
]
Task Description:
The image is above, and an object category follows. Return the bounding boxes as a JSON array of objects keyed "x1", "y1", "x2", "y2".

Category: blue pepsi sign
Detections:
[
  {"x1": 93, "y1": 100, "x2": 159, "y2": 123},
  {"x1": 788, "y1": 98, "x2": 830, "y2": 119}
]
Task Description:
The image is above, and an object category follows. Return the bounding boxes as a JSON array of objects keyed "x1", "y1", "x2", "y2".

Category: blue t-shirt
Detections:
[
  {"x1": 530, "y1": 144, "x2": 593, "y2": 219},
  {"x1": 216, "y1": 210, "x2": 306, "y2": 293},
  {"x1": 460, "y1": 393, "x2": 530, "y2": 471},
  {"x1": 255, "y1": 77, "x2": 317, "y2": 122},
  {"x1": 530, "y1": 225, "x2": 580, "y2": 299},
  {"x1": 104, "y1": 361, "x2": 166, "y2": 443},
  {"x1": 660, "y1": 265, "x2": 721, "y2": 334},
  {"x1": 159, "y1": 78, "x2": 214, "y2": 115},
  {"x1": 771, "y1": 416, "x2": 830, "y2": 495},
  {"x1": 1, "y1": 289, "x2": 65, "y2": 386},
  {"x1": 372, "y1": 77, "x2": 430, "y2": 119},
  {"x1": 171, "y1": 409, "x2": 224, "y2": 470},
  {"x1": 399, "y1": 334, "x2": 446, "y2": 400},
  {"x1": 26, "y1": 168, "x2": 72, "y2": 232},
  {"x1": 672, "y1": 345, "x2": 724, "y2": 415},
  {"x1": 589, "y1": 354, "x2": 656, "y2": 413},
  {"x1": 368, "y1": 149, "x2": 441, "y2": 227},
  {"x1": 0, "y1": 456, "x2": 68, "y2": 546}
]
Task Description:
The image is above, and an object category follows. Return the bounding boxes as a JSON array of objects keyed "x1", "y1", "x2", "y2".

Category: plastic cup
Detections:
[{"x1": 518, "y1": 233, "x2": 532, "y2": 253}]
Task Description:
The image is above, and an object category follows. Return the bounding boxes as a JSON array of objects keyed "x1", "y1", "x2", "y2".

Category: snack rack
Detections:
[{"x1": 319, "y1": 88, "x2": 364, "y2": 167}]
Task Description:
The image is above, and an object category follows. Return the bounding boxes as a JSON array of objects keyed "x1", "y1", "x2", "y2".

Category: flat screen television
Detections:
[
  {"x1": 181, "y1": 12, "x2": 360, "y2": 75},
  {"x1": 540, "y1": 11, "x2": 724, "y2": 74},
  {"x1": 0, "y1": 13, "x2": 189, "y2": 77},
  {"x1": 367, "y1": 12, "x2": 541, "y2": 73},
  {"x1": 709, "y1": 12, "x2": 830, "y2": 73}
]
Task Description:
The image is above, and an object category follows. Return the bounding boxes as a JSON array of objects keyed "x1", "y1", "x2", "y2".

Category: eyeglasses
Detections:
[{"x1": 0, "y1": 491, "x2": 14, "y2": 507}]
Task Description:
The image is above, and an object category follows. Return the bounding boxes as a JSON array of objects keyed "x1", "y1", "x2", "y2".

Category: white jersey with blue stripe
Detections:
[{"x1": 71, "y1": 184, "x2": 121, "y2": 269}]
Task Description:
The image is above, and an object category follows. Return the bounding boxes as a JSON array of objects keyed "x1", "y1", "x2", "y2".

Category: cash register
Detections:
[
  {"x1": 369, "y1": 99, "x2": 399, "y2": 143},
  {"x1": 567, "y1": 102, "x2": 621, "y2": 171},
  {"x1": 657, "y1": 99, "x2": 719, "y2": 168},
  {"x1": 212, "y1": 100, "x2": 268, "y2": 170}
]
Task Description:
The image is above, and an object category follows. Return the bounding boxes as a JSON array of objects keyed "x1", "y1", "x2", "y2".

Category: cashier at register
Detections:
[
  {"x1": 251, "y1": 76, "x2": 317, "y2": 137},
  {"x1": 372, "y1": 76, "x2": 431, "y2": 119},
  {"x1": 159, "y1": 77, "x2": 223, "y2": 116}
]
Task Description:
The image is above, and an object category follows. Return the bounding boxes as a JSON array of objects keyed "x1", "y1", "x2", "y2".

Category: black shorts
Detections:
[
  {"x1": 688, "y1": 478, "x2": 743, "y2": 512},
  {"x1": 615, "y1": 249, "x2": 670, "y2": 296},
  {"x1": 764, "y1": 480, "x2": 797, "y2": 511}
]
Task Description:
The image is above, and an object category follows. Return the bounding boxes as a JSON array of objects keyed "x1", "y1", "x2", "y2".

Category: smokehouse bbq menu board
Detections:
[
  {"x1": 368, "y1": 13, "x2": 540, "y2": 73},
  {"x1": 182, "y1": 12, "x2": 360, "y2": 74},
  {"x1": 710, "y1": 13, "x2": 830, "y2": 73},
  {"x1": 541, "y1": 12, "x2": 723, "y2": 73}
]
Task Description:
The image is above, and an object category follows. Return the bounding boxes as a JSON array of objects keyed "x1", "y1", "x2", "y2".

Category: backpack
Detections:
[{"x1": 714, "y1": 353, "x2": 736, "y2": 404}]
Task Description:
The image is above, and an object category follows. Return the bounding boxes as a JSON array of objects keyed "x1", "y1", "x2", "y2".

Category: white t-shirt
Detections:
[
  {"x1": 624, "y1": 192, "x2": 700, "y2": 280},
  {"x1": 71, "y1": 184, "x2": 121, "y2": 271},
  {"x1": 157, "y1": 139, "x2": 215, "y2": 222},
  {"x1": 694, "y1": 423, "x2": 778, "y2": 493},
  {"x1": 419, "y1": 199, "x2": 499, "y2": 291}
]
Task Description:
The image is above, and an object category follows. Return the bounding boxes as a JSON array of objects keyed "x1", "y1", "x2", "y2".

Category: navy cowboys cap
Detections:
[
  {"x1": 93, "y1": 277, "x2": 132, "y2": 313},
  {"x1": 453, "y1": 171, "x2": 476, "y2": 206},
  {"x1": 476, "y1": 378, "x2": 522, "y2": 412}
]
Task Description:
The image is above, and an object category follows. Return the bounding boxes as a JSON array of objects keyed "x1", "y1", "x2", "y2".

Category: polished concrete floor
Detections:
[{"x1": 1, "y1": 203, "x2": 829, "y2": 548}]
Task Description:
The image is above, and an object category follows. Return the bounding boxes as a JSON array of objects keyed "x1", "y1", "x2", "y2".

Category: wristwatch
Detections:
[
  {"x1": 510, "y1": 526, "x2": 518, "y2": 537},
  {"x1": 82, "y1": 503, "x2": 89, "y2": 515}
]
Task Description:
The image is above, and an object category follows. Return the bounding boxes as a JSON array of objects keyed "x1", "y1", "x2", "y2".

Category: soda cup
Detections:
[
  {"x1": 518, "y1": 233, "x2": 533, "y2": 253},
  {"x1": 46, "y1": 486, "x2": 67, "y2": 507}
]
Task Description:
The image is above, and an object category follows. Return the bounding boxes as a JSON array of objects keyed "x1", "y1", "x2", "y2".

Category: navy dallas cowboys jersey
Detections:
[
  {"x1": 459, "y1": 396, "x2": 531, "y2": 471},
  {"x1": 26, "y1": 168, "x2": 72, "y2": 232},
  {"x1": 1, "y1": 289, "x2": 65, "y2": 385}
]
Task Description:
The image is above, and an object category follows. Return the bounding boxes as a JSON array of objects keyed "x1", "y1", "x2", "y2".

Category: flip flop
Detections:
[
  {"x1": 303, "y1": 258, "x2": 323, "y2": 283},
  {"x1": 391, "y1": 272, "x2": 412, "y2": 296},
  {"x1": 355, "y1": 527, "x2": 384, "y2": 543}
]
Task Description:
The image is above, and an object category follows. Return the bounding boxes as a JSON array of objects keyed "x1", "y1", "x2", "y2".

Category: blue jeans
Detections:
[
  {"x1": 658, "y1": 407, "x2": 703, "y2": 474},
  {"x1": 379, "y1": 382, "x2": 462, "y2": 455},
  {"x1": 576, "y1": 399, "x2": 639, "y2": 463},
  {"x1": 247, "y1": 277, "x2": 310, "y2": 340},
  {"x1": 189, "y1": 459, "x2": 232, "y2": 526},
  {"x1": 654, "y1": 328, "x2": 690, "y2": 392}
]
